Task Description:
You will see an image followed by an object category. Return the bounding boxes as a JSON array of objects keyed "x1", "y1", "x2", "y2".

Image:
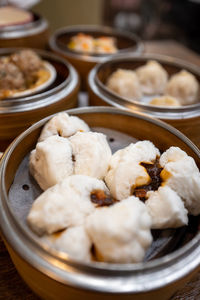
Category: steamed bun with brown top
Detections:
[
  {"x1": 105, "y1": 141, "x2": 160, "y2": 200},
  {"x1": 165, "y1": 70, "x2": 199, "y2": 105},
  {"x1": 27, "y1": 175, "x2": 110, "y2": 236},
  {"x1": 106, "y1": 69, "x2": 142, "y2": 101},
  {"x1": 86, "y1": 196, "x2": 152, "y2": 263},
  {"x1": 39, "y1": 112, "x2": 90, "y2": 142},
  {"x1": 135, "y1": 60, "x2": 168, "y2": 95}
]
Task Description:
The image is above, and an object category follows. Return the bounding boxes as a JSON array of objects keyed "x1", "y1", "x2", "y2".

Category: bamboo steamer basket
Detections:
[
  {"x1": 0, "y1": 48, "x2": 80, "y2": 151},
  {"x1": 88, "y1": 54, "x2": 200, "y2": 148},
  {"x1": 0, "y1": 11, "x2": 49, "y2": 49},
  {"x1": 0, "y1": 107, "x2": 200, "y2": 300},
  {"x1": 49, "y1": 25, "x2": 143, "y2": 89}
]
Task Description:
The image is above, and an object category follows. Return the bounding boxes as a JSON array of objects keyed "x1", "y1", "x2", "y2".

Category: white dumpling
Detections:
[
  {"x1": 69, "y1": 131, "x2": 112, "y2": 180},
  {"x1": 29, "y1": 136, "x2": 74, "y2": 190},
  {"x1": 160, "y1": 147, "x2": 200, "y2": 215},
  {"x1": 165, "y1": 70, "x2": 199, "y2": 105},
  {"x1": 105, "y1": 141, "x2": 160, "y2": 200},
  {"x1": 145, "y1": 186, "x2": 188, "y2": 229},
  {"x1": 40, "y1": 226, "x2": 92, "y2": 262},
  {"x1": 39, "y1": 112, "x2": 90, "y2": 142},
  {"x1": 86, "y1": 197, "x2": 152, "y2": 263},
  {"x1": 135, "y1": 60, "x2": 168, "y2": 95},
  {"x1": 27, "y1": 175, "x2": 109, "y2": 235},
  {"x1": 106, "y1": 69, "x2": 142, "y2": 101}
]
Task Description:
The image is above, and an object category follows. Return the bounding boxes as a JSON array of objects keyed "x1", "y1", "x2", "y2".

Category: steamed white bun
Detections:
[
  {"x1": 29, "y1": 136, "x2": 73, "y2": 190},
  {"x1": 165, "y1": 70, "x2": 199, "y2": 105},
  {"x1": 39, "y1": 112, "x2": 90, "y2": 142},
  {"x1": 135, "y1": 60, "x2": 168, "y2": 95},
  {"x1": 86, "y1": 197, "x2": 152, "y2": 263},
  {"x1": 106, "y1": 69, "x2": 142, "y2": 101},
  {"x1": 146, "y1": 186, "x2": 188, "y2": 229},
  {"x1": 160, "y1": 147, "x2": 200, "y2": 215},
  {"x1": 69, "y1": 131, "x2": 112, "y2": 180},
  {"x1": 40, "y1": 226, "x2": 92, "y2": 262},
  {"x1": 105, "y1": 141, "x2": 160, "y2": 200},
  {"x1": 27, "y1": 175, "x2": 109, "y2": 235}
]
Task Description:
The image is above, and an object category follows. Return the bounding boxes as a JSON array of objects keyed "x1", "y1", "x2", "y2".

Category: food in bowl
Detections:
[
  {"x1": 26, "y1": 112, "x2": 200, "y2": 264},
  {"x1": 0, "y1": 49, "x2": 55, "y2": 99},
  {"x1": 0, "y1": 6, "x2": 33, "y2": 27},
  {"x1": 106, "y1": 60, "x2": 199, "y2": 106},
  {"x1": 68, "y1": 33, "x2": 118, "y2": 54}
]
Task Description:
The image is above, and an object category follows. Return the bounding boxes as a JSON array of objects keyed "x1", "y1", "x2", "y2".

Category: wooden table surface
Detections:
[{"x1": 0, "y1": 40, "x2": 200, "y2": 300}]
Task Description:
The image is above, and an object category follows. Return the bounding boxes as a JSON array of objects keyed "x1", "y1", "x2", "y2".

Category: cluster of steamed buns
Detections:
[
  {"x1": 27, "y1": 113, "x2": 200, "y2": 264},
  {"x1": 106, "y1": 60, "x2": 199, "y2": 107}
]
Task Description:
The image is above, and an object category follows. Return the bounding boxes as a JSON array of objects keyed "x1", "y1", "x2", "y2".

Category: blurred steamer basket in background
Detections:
[
  {"x1": 0, "y1": 6, "x2": 49, "y2": 49},
  {"x1": 88, "y1": 54, "x2": 200, "y2": 148},
  {"x1": 49, "y1": 25, "x2": 143, "y2": 89},
  {"x1": 0, "y1": 48, "x2": 80, "y2": 151}
]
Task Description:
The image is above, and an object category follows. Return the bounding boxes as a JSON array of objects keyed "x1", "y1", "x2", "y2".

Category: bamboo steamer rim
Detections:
[
  {"x1": 88, "y1": 53, "x2": 200, "y2": 120},
  {"x1": 0, "y1": 106, "x2": 200, "y2": 294}
]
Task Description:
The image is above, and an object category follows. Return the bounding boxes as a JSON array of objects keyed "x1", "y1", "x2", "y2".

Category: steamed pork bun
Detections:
[
  {"x1": 106, "y1": 69, "x2": 142, "y2": 101},
  {"x1": 145, "y1": 186, "x2": 188, "y2": 229},
  {"x1": 69, "y1": 131, "x2": 112, "y2": 180},
  {"x1": 165, "y1": 70, "x2": 199, "y2": 105},
  {"x1": 160, "y1": 147, "x2": 200, "y2": 215},
  {"x1": 40, "y1": 226, "x2": 92, "y2": 262},
  {"x1": 39, "y1": 112, "x2": 90, "y2": 142},
  {"x1": 27, "y1": 175, "x2": 109, "y2": 235},
  {"x1": 29, "y1": 136, "x2": 74, "y2": 190},
  {"x1": 105, "y1": 140, "x2": 160, "y2": 200},
  {"x1": 86, "y1": 197, "x2": 152, "y2": 263},
  {"x1": 30, "y1": 131, "x2": 112, "y2": 190},
  {"x1": 135, "y1": 60, "x2": 168, "y2": 95}
]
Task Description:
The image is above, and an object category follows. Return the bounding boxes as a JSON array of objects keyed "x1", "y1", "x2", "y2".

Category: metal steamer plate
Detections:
[{"x1": 8, "y1": 127, "x2": 198, "y2": 261}]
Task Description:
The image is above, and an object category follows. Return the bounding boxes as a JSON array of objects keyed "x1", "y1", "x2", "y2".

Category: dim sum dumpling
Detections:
[
  {"x1": 40, "y1": 226, "x2": 92, "y2": 262},
  {"x1": 27, "y1": 175, "x2": 109, "y2": 235},
  {"x1": 135, "y1": 60, "x2": 168, "y2": 95},
  {"x1": 69, "y1": 131, "x2": 112, "y2": 180},
  {"x1": 165, "y1": 70, "x2": 199, "y2": 105},
  {"x1": 39, "y1": 112, "x2": 90, "y2": 142},
  {"x1": 160, "y1": 147, "x2": 200, "y2": 215},
  {"x1": 106, "y1": 68, "x2": 142, "y2": 101},
  {"x1": 29, "y1": 136, "x2": 74, "y2": 190},
  {"x1": 105, "y1": 141, "x2": 160, "y2": 200},
  {"x1": 145, "y1": 186, "x2": 188, "y2": 229},
  {"x1": 86, "y1": 197, "x2": 152, "y2": 263},
  {"x1": 149, "y1": 95, "x2": 181, "y2": 107}
]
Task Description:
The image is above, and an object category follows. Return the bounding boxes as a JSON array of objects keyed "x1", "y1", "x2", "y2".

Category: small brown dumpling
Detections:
[
  {"x1": 135, "y1": 60, "x2": 168, "y2": 95},
  {"x1": 149, "y1": 95, "x2": 181, "y2": 107},
  {"x1": 165, "y1": 70, "x2": 199, "y2": 105},
  {"x1": 106, "y1": 69, "x2": 142, "y2": 101}
]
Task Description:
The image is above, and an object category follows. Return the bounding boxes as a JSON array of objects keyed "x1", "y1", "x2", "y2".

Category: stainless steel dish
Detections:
[
  {"x1": 0, "y1": 107, "x2": 200, "y2": 300},
  {"x1": 0, "y1": 48, "x2": 80, "y2": 151},
  {"x1": 0, "y1": 12, "x2": 49, "y2": 49},
  {"x1": 88, "y1": 54, "x2": 200, "y2": 148},
  {"x1": 49, "y1": 25, "x2": 143, "y2": 88}
]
